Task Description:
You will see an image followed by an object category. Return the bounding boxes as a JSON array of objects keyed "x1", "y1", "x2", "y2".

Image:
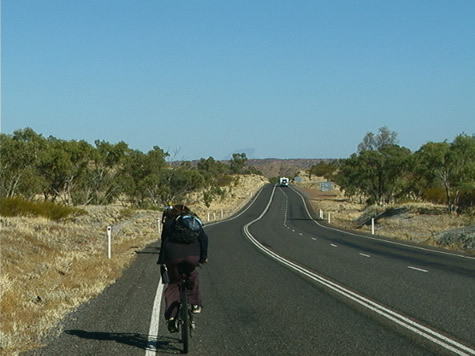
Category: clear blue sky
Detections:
[{"x1": 2, "y1": 0, "x2": 474, "y2": 160}]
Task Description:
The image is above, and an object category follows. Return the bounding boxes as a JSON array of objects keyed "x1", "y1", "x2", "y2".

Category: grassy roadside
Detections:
[
  {"x1": 0, "y1": 206, "x2": 160, "y2": 355},
  {"x1": 0, "y1": 174, "x2": 268, "y2": 355},
  {"x1": 294, "y1": 180, "x2": 475, "y2": 253}
]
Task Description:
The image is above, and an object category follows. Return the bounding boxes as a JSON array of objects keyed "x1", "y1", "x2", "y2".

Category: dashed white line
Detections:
[
  {"x1": 359, "y1": 253, "x2": 371, "y2": 258},
  {"x1": 244, "y1": 191, "x2": 474, "y2": 356},
  {"x1": 330, "y1": 244, "x2": 338, "y2": 248},
  {"x1": 408, "y1": 266, "x2": 429, "y2": 273},
  {"x1": 239, "y1": 185, "x2": 475, "y2": 355},
  {"x1": 311, "y1": 237, "x2": 317, "y2": 241}
]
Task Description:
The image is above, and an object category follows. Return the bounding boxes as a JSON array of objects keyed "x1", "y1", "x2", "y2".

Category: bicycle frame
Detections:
[{"x1": 177, "y1": 275, "x2": 194, "y2": 354}]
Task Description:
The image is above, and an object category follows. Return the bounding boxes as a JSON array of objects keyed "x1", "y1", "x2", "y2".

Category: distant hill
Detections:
[
  {"x1": 246, "y1": 158, "x2": 332, "y2": 178},
  {"x1": 172, "y1": 158, "x2": 334, "y2": 179}
]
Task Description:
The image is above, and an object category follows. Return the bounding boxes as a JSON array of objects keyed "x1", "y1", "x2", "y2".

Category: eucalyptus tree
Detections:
[
  {"x1": 136, "y1": 146, "x2": 169, "y2": 207},
  {"x1": 357, "y1": 126, "x2": 399, "y2": 153},
  {"x1": 229, "y1": 153, "x2": 248, "y2": 174},
  {"x1": 0, "y1": 128, "x2": 47, "y2": 198},
  {"x1": 336, "y1": 128, "x2": 411, "y2": 205},
  {"x1": 158, "y1": 162, "x2": 205, "y2": 207},
  {"x1": 414, "y1": 134, "x2": 475, "y2": 211},
  {"x1": 120, "y1": 148, "x2": 149, "y2": 205},
  {"x1": 60, "y1": 139, "x2": 95, "y2": 205},
  {"x1": 36, "y1": 137, "x2": 73, "y2": 202},
  {"x1": 87, "y1": 140, "x2": 129, "y2": 205}
]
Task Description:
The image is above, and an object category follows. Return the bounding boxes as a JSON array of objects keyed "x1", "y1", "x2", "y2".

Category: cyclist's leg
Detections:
[
  {"x1": 165, "y1": 256, "x2": 201, "y2": 316},
  {"x1": 164, "y1": 258, "x2": 188, "y2": 320},
  {"x1": 164, "y1": 284, "x2": 180, "y2": 320},
  {"x1": 179, "y1": 256, "x2": 201, "y2": 308}
]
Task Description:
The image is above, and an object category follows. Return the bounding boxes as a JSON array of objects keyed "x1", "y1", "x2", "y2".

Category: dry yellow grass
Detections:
[
  {"x1": 183, "y1": 174, "x2": 269, "y2": 221},
  {"x1": 0, "y1": 175, "x2": 267, "y2": 355},
  {"x1": 0, "y1": 209, "x2": 158, "y2": 355},
  {"x1": 293, "y1": 173, "x2": 474, "y2": 251},
  {"x1": 2, "y1": 173, "x2": 471, "y2": 355}
]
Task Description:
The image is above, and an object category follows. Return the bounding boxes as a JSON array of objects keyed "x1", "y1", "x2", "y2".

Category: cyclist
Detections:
[
  {"x1": 158, "y1": 204, "x2": 209, "y2": 333},
  {"x1": 161, "y1": 202, "x2": 174, "y2": 224}
]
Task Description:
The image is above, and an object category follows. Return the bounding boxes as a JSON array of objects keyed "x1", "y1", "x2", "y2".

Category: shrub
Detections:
[
  {"x1": 0, "y1": 197, "x2": 87, "y2": 221},
  {"x1": 216, "y1": 175, "x2": 233, "y2": 187},
  {"x1": 458, "y1": 189, "x2": 475, "y2": 212},
  {"x1": 422, "y1": 187, "x2": 446, "y2": 204}
]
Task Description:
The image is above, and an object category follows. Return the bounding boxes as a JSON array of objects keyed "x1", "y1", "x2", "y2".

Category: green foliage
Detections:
[
  {"x1": 357, "y1": 126, "x2": 398, "y2": 153},
  {"x1": 0, "y1": 197, "x2": 87, "y2": 221},
  {"x1": 458, "y1": 190, "x2": 475, "y2": 212},
  {"x1": 336, "y1": 129, "x2": 474, "y2": 212},
  {"x1": 308, "y1": 161, "x2": 338, "y2": 180},
  {"x1": 245, "y1": 166, "x2": 262, "y2": 175},
  {"x1": 5, "y1": 126, "x2": 471, "y2": 214},
  {"x1": 229, "y1": 153, "x2": 248, "y2": 174},
  {"x1": 203, "y1": 186, "x2": 227, "y2": 208},
  {"x1": 422, "y1": 187, "x2": 446, "y2": 204},
  {"x1": 197, "y1": 157, "x2": 227, "y2": 178},
  {"x1": 0, "y1": 129, "x2": 48, "y2": 199},
  {"x1": 414, "y1": 133, "x2": 475, "y2": 211},
  {"x1": 216, "y1": 175, "x2": 234, "y2": 187},
  {"x1": 336, "y1": 127, "x2": 411, "y2": 205},
  {"x1": 336, "y1": 145, "x2": 412, "y2": 205}
]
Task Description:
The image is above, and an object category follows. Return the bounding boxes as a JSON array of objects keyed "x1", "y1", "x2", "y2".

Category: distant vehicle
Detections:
[{"x1": 279, "y1": 177, "x2": 289, "y2": 187}]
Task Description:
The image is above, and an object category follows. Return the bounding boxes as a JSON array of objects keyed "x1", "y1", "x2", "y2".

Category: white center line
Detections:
[
  {"x1": 408, "y1": 266, "x2": 429, "y2": 273},
  {"x1": 311, "y1": 237, "x2": 317, "y2": 241},
  {"x1": 359, "y1": 253, "x2": 371, "y2": 258},
  {"x1": 242, "y1": 185, "x2": 475, "y2": 355},
  {"x1": 330, "y1": 244, "x2": 337, "y2": 248}
]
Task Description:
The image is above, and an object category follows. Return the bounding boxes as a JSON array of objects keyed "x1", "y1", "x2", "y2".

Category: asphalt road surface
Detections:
[{"x1": 24, "y1": 184, "x2": 475, "y2": 355}]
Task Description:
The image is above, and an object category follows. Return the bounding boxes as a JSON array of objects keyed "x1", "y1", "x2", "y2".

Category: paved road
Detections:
[{"x1": 24, "y1": 184, "x2": 475, "y2": 355}]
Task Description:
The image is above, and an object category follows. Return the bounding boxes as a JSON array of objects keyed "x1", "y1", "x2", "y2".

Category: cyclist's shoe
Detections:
[
  {"x1": 167, "y1": 318, "x2": 178, "y2": 333},
  {"x1": 192, "y1": 305, "x2": 201, "y2": 314}
]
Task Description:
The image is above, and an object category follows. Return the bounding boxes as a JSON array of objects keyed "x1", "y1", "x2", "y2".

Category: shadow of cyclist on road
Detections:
[{"x1": 65, "y1": 329, "x2": 182, "y2": 354}]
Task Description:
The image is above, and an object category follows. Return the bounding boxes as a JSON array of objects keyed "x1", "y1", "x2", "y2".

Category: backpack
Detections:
[{"x1": 168, "y1": 213, "x2": 203, "y2": 244}]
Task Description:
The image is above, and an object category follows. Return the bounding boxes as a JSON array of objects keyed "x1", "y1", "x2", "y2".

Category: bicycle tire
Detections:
[{"x1": 180, "y1": 285, "x2": 189, "y2": 353}]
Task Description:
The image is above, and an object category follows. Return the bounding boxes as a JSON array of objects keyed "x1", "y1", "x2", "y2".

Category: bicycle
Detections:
[{"x1": 176, "y1": 273, "x2": 195, "y2": 354}]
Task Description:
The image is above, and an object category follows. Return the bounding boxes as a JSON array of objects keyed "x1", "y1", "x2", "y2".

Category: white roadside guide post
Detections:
[
  {"x1": 371, "y1": 218, "x2": 375, "y2": 235},
  {"x1": 106, "y1": 226, "x2": 112, "y2": 259},
  {"x1": 328, "y1": 212, "x2": 331, "y2": 224}
]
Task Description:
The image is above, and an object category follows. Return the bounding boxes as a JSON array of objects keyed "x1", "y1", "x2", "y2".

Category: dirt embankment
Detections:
[{"x1": 185, "y1": 174, "x2": 268, "y2": 221}]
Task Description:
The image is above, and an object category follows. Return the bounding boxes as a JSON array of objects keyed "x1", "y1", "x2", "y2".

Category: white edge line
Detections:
[
  {"x1": 145, "y1": 279, "x2": 165, "y2": 355},
  {"x1": 289, "y1": 185, "x2": 475, "y2": 261},
  {"x1": 243, "y1": 185, "x2": 475, "y2": 356},
  {"x1": 145, "y1": 186, "x2": 267, "y2": 355}
]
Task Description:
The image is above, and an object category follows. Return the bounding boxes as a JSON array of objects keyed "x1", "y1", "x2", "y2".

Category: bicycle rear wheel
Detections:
[{"x1": 180, "y1": 286, "x2": 189, "y2": 353}]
